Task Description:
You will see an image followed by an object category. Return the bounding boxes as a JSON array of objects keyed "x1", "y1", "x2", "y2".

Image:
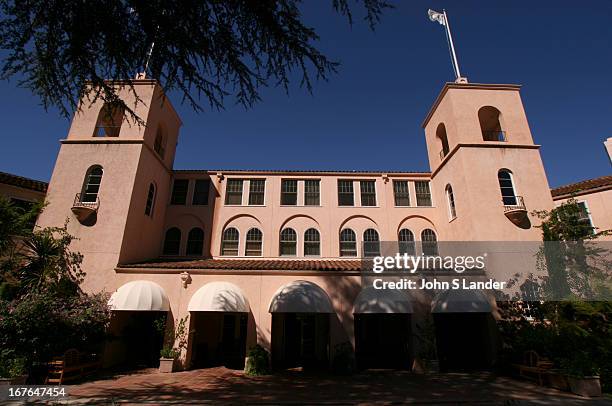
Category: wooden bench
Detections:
[
  {"x1": 512, "y1": 350, "x2": 554, "y2": 386},
  {"x1": 45, "y1": 349, "x2": 102, "y2": 385}
]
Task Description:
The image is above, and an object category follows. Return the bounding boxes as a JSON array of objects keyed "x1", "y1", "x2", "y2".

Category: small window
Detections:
[
  {"x1": 398, "y1": 229, "x2": 415, "y2": 255},
  {"x1": 478, "y1": 106, "x2": 506, "y2": 141},
  {"x1": 192, "y1": 179, "x2": 210, "y2": 205},
  {"x1": 221, "y1": 227, "x2": 239, "y2": 256},
  {"x1": 363, "y1": 229, "x2": 380, "y2": 258},
  {"x1": 153, "y1": 127, "x2": 166, "y2": 158},
  {"x1": 339, "y1": 228, "x2": 357, "y2": 257},
  {"x1": 186, "y1": 227, "x2": 204, "y2": 256},
  {"x1": 163, "y1": 227, "x2": 181, "y2": 255},
  {"x1": 170, "y1": 179, "x2": 189, "y2": 205},
  {"x1": 304, "y1": 228, "x2": 320, "y2": 256},
  {"x1": 360, "y1": 180, "x2": 377, "y2": 206},
  {"x1": 393, "y1": 180, "x2": 410, "y2": 206},
  {"x1": 436, "y1": 123, "x2": 450, "y2": 159},
  {"x1": 338, "y1": 180, "x2": 354, "y2": 206},
  {"x1": 304, "y1": 180, "x2": 320, "y2": 206},
  {"x1": 415, "y1": 181, "x2": 432, "y2": 207},
  {"x1": 279, "y1": 228, "x2": 297, "y2": 256},
  {"x1": 81, "y1": 165, "x2": 103, "y2": 203},
  {"x1": 498, "y1": 170, "x2": 517, "y2": 206},
  {"x1": 245, "y1": 228, "x2": 263, "y2": 256},
  {"x1": 281, "y1": 180, "x2": 298, "y2": 205},
  {"x1": 94, "y1": 103, "x2": 124, "y2": 137},
  {"x1": 576, "y1": 202, "x2": 595, "y2": 234},
  {"x1": 421, "y1": 229, "x2": 438, "y2": 256},
  {"x1": 225, "y1": 179, "x2": 244, "y2": 205},
  {"x1": 446, "y1": 184, "x2": 457, "y2": 220},
  {"x1": 248, "y1": 180, "x2": 266, "y2": 205},
  {"x1": 145, "y1": 183, "x2": 156, "y2": 216}
]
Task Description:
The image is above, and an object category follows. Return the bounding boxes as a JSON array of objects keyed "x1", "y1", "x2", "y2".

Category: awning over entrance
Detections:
[
  {"x1": 353, "y1": 287, "x2": 413, "y2": 313},
  {"x1": 188, "y1": 282, "x2": 250, "y2": 312},
  {"x1": 109, "y1": 280, "x2": 170, "y2": 311},
  {"x1": 431, "y1": 289, "x2": 492, "y2": 313},
  {"x1": 269, "y1": 280, "x2": 334, "y2": 313}
]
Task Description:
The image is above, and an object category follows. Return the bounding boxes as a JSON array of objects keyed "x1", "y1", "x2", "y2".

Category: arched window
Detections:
[
  {"x1": 478, "y1": 106, "x2": 505, "y2": 141},
  {"x1": 145, "y1": 183, "x2": 156, "y2": 216},
  {"x1": 421, "y1": 229, "x2": 438, "y2": 256},
  {"x1": 445, "y1": 184, "x2": 457, "y2": 220},
  {"x1": 304, "y1": 228, "x2": 320, "y2": 256},
  {"x1": 221, "y1": 227, "x2": 239, "y2": 256},
  {"x1": 94, "y1": 102, "x2": 124, "y2": 137},
  {"x1": 363, "y1": 229, "x2": 380, "y2": 258},
  {"x1": 163, "y1": 227, "x2": 181, "y2": 255},
  {"x1": 245, "y1": 228, "x2": 263, "y2": 256},
  {"x1": 339, "y1": 228, "x2": 357, "y2": 257},
  {"x1": 186, "y1": 227, "x2": 204, "y2": 256},
  {"x1": 154, "y1": 127, "x2": 166, "y2": 159},
  {"x1": 398, "y1": 229, "x2": 415, "y2": 256},
  {"x1": 279, "y1": 228, "x2": 297, "y2": 256},
  {"x1": 436, "y1": 123, "x2": 450, "y2": 159},
  {"x1": 498, "y1": 169, "x2": 518, "y2": 206},
  {"x1": 80, "y1": 165, "x2": 103, "y2": 203}
]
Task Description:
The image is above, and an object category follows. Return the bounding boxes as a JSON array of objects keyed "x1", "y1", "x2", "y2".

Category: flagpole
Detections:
[{"x1": 443, "y1": 9, "x2": 462, "y2": 80}]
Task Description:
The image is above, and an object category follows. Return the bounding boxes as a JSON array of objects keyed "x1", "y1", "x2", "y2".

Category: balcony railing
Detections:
[
  {"x1": 503, "y1": 195, "x2": 526, "y2": 213},
  {"x1": 483, "y1": 130, "x2": 507, "y2": 142},
  {"x1": 72, "y1": 193, "x2": 99, "y2": 211}
]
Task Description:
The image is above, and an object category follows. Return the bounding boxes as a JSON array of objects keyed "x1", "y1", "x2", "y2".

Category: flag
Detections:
[{"x1": 428, "y1": 9, "x2": 446, "y2": 26}]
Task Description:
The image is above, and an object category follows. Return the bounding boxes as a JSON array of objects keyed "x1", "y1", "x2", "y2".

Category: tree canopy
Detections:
[{"x1": 0, "y1": 1, "x2": 391, "y2": 121}]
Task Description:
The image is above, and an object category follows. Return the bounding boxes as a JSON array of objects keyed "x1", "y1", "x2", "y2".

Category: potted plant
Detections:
[
  {"x1": 560, "y1": 357, "x2": 601, "y2": 397},
  {"x1": 244, "y1": 345, "x2": 271, "y2": 376},
  {"x1": 159, "y1": 347, "x2": 179, "y2": 373},
  {"x1": 0, "y1": 355, "x2": 28, "y2": 385},
  {"x1": 157, "y1": 316, "x2": 189, "y2": 373}
]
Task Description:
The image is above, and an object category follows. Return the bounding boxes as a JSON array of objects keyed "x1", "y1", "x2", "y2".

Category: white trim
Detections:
[
  {"x1": 244, "y1": 226, "x2": 264, "y2": 257},
  {"x1": 577, "y1": 200, "x2": 596, "y2": 230}
]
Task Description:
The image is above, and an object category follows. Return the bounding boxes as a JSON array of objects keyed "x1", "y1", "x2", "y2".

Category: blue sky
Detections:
[{"x1": 0, "y1": 1, "x2": 610, "y2": 187}]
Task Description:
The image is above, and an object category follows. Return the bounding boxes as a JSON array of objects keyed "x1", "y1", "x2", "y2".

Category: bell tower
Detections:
[
  {"x1": 36, "y1": 78, "x2": 182, "y2": 292},
  {"x1": 422, "y1": 82, "x2": 554, "y2": 241}
]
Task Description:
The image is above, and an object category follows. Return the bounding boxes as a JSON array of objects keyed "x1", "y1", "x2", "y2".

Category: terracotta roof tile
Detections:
[
  {"x1": 119, "y1": 258, "x2": 363, "y2": 271},
  {"x1": 0, "y1": 171, "x2": 48, "y2": 193},
  {"x1": 551, "y1": 175, "x2": 612, "y2": 198}
]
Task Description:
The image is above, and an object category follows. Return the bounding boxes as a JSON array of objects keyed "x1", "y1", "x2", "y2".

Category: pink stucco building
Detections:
[{"x1": 34, "y1": 79, "x2": 611, "y2": 372}]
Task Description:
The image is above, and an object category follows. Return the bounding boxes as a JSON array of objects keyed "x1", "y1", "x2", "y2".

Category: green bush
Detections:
[
  {"x1": 0, "y1": 350, "x2": 27, "y2": 378},
  {"x1": 244, "y1": 344, "x2": 270, "y2": 376},
  {"x1": 159, "y1": 347, "x2": 179, "y2": 359}
]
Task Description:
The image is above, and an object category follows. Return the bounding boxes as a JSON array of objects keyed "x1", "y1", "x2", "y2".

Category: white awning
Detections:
[
  {"x1": 353, "y1": 287, "x2": 413, "y2": 314},
  {"x1": 431, "y1": 289, "x2": 492, "y2": 313},
  {"x1": 109, "y1": 280, "x2": 169, "y2": 311},
  {"x1": 188, "y1": 282, "x2": 250, "y2": 313},
  {"x1": 269, "y1": 280, "x2": 334, "y2": 313}
]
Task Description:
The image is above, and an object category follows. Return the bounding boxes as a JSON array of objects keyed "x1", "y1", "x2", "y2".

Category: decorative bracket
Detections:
[{"x1": 180, "y1": 272, "x2": 192, "y2": 289}]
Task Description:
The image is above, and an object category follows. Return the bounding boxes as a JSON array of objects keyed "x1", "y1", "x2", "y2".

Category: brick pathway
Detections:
[{"x1": 58, "y1": 367, "x2": 604, "y2": 405}]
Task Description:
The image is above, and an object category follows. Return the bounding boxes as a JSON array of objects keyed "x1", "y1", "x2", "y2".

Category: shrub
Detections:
[
  {"x1": 244, "y1": 344, "x2": 270, "y2": 376},
  {"x1": 0, "y1": 350, "x2": 27, "y2": 378},
  {"x1": 159, "y1": 347, "x2": 180, "y2": 359}
]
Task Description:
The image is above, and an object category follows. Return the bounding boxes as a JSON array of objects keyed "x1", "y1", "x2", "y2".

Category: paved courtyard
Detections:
[{"x1": 46, "y1": 367, "x2": 610, "y2": 405}]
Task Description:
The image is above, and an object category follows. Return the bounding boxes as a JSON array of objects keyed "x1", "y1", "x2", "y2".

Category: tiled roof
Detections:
[
  {"x1": 174, "y1": 169, "x2": 431, "y2": 175},
  {"x1": 119, "y1": 258, "x2": 363, "y2": 271},
  {"x1": 0, "y1": 171, "x2": 48, "y2": 193},
  {"x1": 551, "y1": 175, "x2": 612, "y2": 198}
]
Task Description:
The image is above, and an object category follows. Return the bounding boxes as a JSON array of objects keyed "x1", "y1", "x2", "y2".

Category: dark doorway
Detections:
[
  {"x1": 433, "y1": 313, "x2": 492, "y2": 371},
  {"x1": 108, "y1": 311, "x2": 166, "y2": 368},
  {"x1": 354, "y1": 314, "x2": 411, "y2": 369},
  {"x1": 190, "y1": 312, "x2": 247, "y2": 369},
  {"x1": 272, "y1": 313, "x2": 330, "y2": 370}
]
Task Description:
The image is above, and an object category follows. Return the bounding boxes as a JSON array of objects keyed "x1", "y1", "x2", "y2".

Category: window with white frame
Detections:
[
  {"x1": 446, "y1": 184, "x2": 457, "y2": 220},
  {"x1": 304, "y1": 180, "x2": 320, "y2": 206},
  {"x1": 248, "y1": 180, "x2": 266, "y2": 205},
  {"x1": 225, "y1": 179, "x2": 244, "y2": 205},
  {"x1": 398, "y1": 229, "x2": 415, "y2": 255},
  {"x1": 304, "y1": 228, "x2": 321, "y2": 256},
  {"x1": 498, "y1": 170, "x2": 517, "y2": 206},
  {"x1": 279, "y1": 228, "x2": 297, "y2": 256},
  {"x1": 360, "y1": 180, "x2": 377, "y2": 206},
  {"x1": 339, "y1": 228, "x2": 357, "y2": 257},
  {"x1": 281, "y1": 179, "x2": 298, "y2": 205},
  {"x1": 338, "y1": 180, "x2": 354, "y2": 206},
  {"x1": 245, "y1": 228, "x2": 263, "y2": 256},
  {"x1": 421, "y1": 229, "x2": 438, "y2": 256},
  {"x1": 221, "y1": 227, "x2": 239, "y2": 256},
  {"x1": 393, "y1": 180, "x2": 410, "y2": 206},
  {"x1": 363, "y1": 229, "x2": 380, "y2": 257},
  {"x1": 415, "y1": 181, "x2": 432, "y2": 207}
]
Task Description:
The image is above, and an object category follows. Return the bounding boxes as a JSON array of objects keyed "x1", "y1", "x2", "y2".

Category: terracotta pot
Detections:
[
  {"x1": 159, "y1": 358, "x2": 175, "y2": 373},
  {"x1": 568, "y1": 376, "x2": 601, "y2": 397}
]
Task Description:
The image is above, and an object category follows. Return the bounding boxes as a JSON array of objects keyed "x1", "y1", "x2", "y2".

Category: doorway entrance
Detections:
[{"x1": 354, "y1": 313, "x2": 411, "y2": 369}]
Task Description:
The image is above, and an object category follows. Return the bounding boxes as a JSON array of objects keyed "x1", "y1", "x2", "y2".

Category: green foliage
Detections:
[
  {"x1": 414, "y1": 317, "x2": 438, "y2": 360},
  {"x1": 0, "y1": 350, "x2": 27, "y2": 378},
  {"x1": 244, "y1": 344, "x2": 270, "y2": 376},
  {"x1": 331, "y1": 341, "x2": 355, "y2": 375},
  {"x1": 0, "y1": 1, "x2": 391, "y2": 122},
  {"x1": 159, "y1": 316, "x2": 189, "y2": 359}
]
